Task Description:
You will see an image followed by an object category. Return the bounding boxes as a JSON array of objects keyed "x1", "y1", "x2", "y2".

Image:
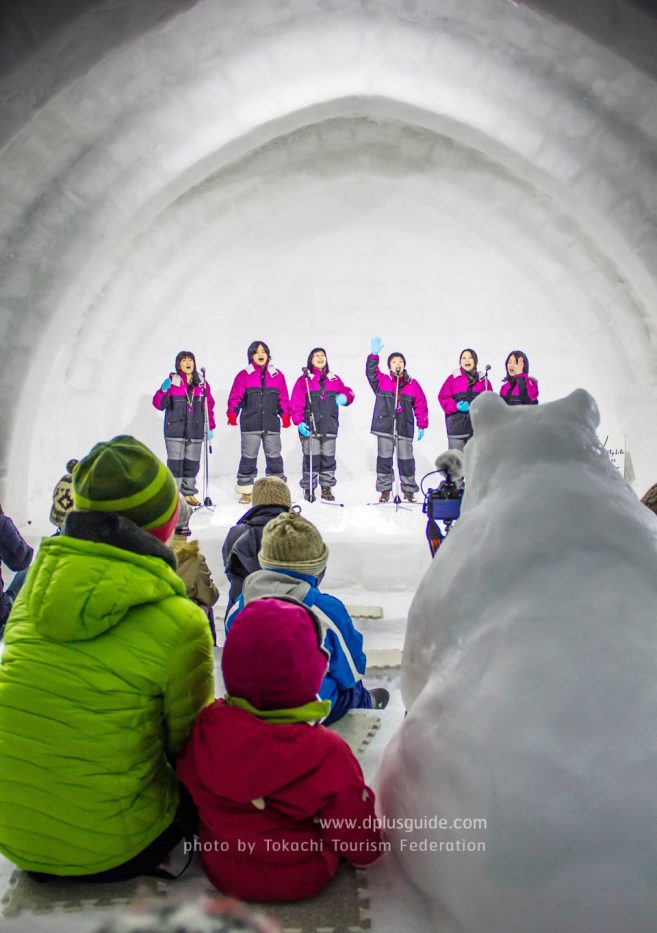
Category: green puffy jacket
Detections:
[{"x1": 0, "y1": 512, "x2": 215, "y2": 875}]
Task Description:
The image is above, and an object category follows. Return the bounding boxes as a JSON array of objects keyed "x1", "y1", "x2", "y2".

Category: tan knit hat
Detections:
[
  {"x1": 259, "y1": 511, "x2": 329, "y2": 575},
  {"x1": 252, "y1": 476, "x2": 292, "y2": 509}
]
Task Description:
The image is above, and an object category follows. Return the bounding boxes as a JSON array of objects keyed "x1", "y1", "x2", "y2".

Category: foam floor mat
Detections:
[
  {"x1": 365, "y1": 649, "x2": 402, "y2": 670},
  {"x1": 327, "y1": 712, "x2": 382, "y2": 756},
  {"x1": 1, "y1": 716, "x2": 383, "y2": 930},
  {"x1": 2, "y1": 864, "x2": 372, "y2": 933}
]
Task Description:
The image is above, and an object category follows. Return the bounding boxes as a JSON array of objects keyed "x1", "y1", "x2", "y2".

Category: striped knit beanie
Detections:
[
  {"x1": 258, "y1": 510, "x2": 328, "y2": 576},
  {"x1": 73, "y1": 436, "x2": 178, "y2": 531}
]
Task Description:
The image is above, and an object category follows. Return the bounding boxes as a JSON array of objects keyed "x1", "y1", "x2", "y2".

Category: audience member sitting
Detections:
[
  {"x1": 49, "y1": 458, "x2": 79, "y2": 532},
  {"x1": 641, "y1": 482, "x2": 657, "y2": 517},
  {"x1": 0, "y1": 504, "x2": 33, "y2": 638},
  {"x1": 226, "y1": 511, "x2": 388, "y2": 723},
  {"x1": 178, "y1": 597, "x2": 386, "y2": 902},
  {"x1": 171, "y1": 495, "x2": 220, "y2": 645},
  {"x1": 222, "y1": 476, "x2": 292, "y2": 615},
  {"x1": 0, "y1": 435, "x2": 214, "y2": 881}
]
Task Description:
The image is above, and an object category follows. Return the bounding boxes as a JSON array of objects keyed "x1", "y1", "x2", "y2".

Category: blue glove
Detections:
[
  {"x1": 336, "y1": 393, "x2": 348, "y2": 406},
  {"x1": 370, "y1": 336, "x2": 384, "y2": 355},
  {"x1": 206, "y1": 429, "x2": 214, "y2": 441},
  {"x1": 298, "y1": 422, "x2": 312, "y2": 437},
  {"x1": 161, "y1": 377, "x2": 172, "y2": 392},
  {"x1": 417, "y1": 428, "x2": 425, "y2": 441},
  {"x1": 456, "y1": 400, "x2": 470, "y2": 412}
]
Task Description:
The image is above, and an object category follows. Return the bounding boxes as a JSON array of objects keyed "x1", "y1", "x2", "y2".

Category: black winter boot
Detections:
[{"x1": 369, "y1": 687, "x2": 390, "y2": 710}]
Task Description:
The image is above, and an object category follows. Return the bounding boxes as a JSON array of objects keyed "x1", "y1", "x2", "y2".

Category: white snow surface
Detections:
[{"x1": 377, "y1": 389, "x2": 657, "y2": 933}]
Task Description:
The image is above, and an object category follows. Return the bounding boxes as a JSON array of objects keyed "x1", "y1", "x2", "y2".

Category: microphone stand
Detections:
[
  {"x1": 200, "y1": 366, "x2": 214, "y2": 509},
  {"x1": 392, "y1": 370, "x2": 411, "y2": 513},
  {"x1": 302, "y1": 368, "x2": 319, "y2": 503}
]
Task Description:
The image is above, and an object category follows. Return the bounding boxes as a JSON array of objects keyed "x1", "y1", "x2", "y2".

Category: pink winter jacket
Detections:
[
  {"x1": 226, "y1": 365, "x2": 290, "y2": 433},
  {"x1": 290, "y1": 367, "x2": 355, "y2": 435},
  {"x1": 438, "y1": 368, "x2": 493, "y2": 415},
  {"x1": 500, "y1": 374, "x2": 539, "y2": 405},
  {"x1": 152, "y1": 375, "x2": 216, "y2": 438}
]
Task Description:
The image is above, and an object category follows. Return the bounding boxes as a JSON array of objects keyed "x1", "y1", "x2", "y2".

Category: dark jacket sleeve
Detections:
[
  {"x1": 222, "y1": 525, "x2": 248, "y2": 572},
  {"x1": 366, "y1": 354, "x2": 381, "y2": 394},
  {"x1": 0, "y1": 517, "x2": 33, "y2": 572}
]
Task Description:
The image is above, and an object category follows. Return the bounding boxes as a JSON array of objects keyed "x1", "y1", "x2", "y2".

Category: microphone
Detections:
[{"x1": 484, "y1": 364, "x2": 491, "y2": 372}]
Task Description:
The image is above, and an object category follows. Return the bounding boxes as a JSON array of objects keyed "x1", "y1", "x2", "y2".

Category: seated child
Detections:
[
  {"x1": 222, "y1": 476, "x2": 292, "y2": 615},
  {"x1": 177, "y1": 597, "x2": 386, "y2": 902},
  {"x1": 225, "y1": 511, "x2": 388, "y2": 723},
  {"x1": 171, "y1": 496, "x2": 220, "y2": 645}
]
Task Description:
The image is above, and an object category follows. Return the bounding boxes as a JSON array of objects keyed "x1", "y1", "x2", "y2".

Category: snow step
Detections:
[{"x1": 345, "y1": 604, "x2": 383, "y2": 619}]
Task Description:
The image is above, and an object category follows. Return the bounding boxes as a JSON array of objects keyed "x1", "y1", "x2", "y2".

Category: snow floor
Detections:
[{"x1": 1, "y1": 472, "x2": 433, "y2": 932}]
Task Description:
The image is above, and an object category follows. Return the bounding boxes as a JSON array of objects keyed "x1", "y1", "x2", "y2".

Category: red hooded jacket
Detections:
[{"x1": 176, "y1": 598, "x2": 384, "y2": 902}]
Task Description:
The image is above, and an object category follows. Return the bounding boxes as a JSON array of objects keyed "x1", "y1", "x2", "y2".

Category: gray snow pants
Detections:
[
  {"x1": 447, "y1": 435, "x2": 469, "y2": 452},
  {"x1": 165, "y1": 437, "x2": 203, "y2": 496},
  {"x1": 300, "y1": 435, "x2": 337, "y2": 491},
  {"x1": 375, "y1": 434, "x2": 418, "y2": 494},
  {"x1": 237, "y1": 431, "x2": 286, "y2": 488}
]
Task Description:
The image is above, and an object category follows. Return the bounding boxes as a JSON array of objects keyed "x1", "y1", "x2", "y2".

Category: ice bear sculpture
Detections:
[{"x1": 377, "y1": 390, "x2": 657, "y2": 933}]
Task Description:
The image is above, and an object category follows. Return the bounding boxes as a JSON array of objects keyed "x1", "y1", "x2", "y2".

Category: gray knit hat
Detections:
[
  {"x1": 258, "y1": 511, "x2": 328, "y2": 575},
  {"x1": 252, "y1": 476, "x2": 292, "y2": 509}
]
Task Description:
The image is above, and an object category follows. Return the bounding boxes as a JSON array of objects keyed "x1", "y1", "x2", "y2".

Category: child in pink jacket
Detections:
[
  {"x1": 226, "y1": 341, "x2": 290, "y2": 504},
  {"x1": 290, "y1": 347, "x2": 355, "y2": 502},
  {"x1": 176, "y1": 597, "x2": 385, "y2": 902},
  {"x1": 500, "y1": 350, "x2": 539, "y2": 405},
  {"x1": 438, "y1": 348, "x2": 493, "y2": 450}
]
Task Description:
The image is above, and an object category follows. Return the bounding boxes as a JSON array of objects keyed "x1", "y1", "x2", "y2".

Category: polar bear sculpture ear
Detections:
[
  {"x1": 560, "y1": 388, "x2": 600, "y2": 431},
  {"x1": 470, "y1": 391, "x2": 508, "y2": 433}
]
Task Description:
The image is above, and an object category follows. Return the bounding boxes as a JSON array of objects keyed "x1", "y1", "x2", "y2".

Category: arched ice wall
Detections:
[{"x1": 1, "y1": 0, "x2": 657, "y2": 516}]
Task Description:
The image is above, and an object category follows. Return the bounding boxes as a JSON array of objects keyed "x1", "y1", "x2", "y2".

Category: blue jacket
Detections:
[{"x1": 225, "y1": 569, "x2": 366, "y2": 711}]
